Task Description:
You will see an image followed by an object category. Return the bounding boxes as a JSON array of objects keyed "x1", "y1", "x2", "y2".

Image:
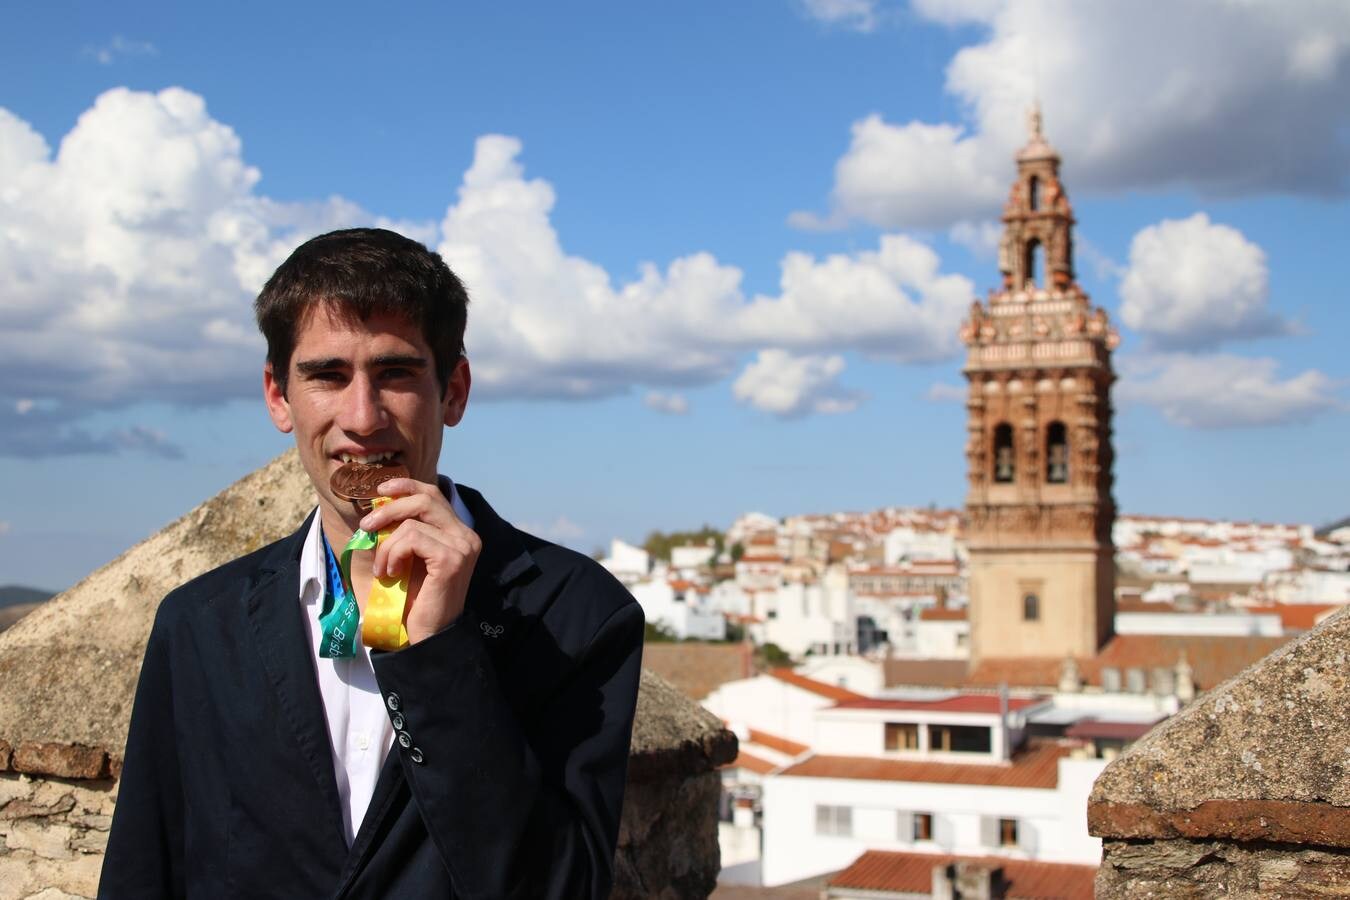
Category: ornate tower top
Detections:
[
  {"x1": 993, "y1": 106, "x2": 1078, "y2": 293},
  {"x1": 1017, "y1": 101, "x2": 1058, "y2": 164}
]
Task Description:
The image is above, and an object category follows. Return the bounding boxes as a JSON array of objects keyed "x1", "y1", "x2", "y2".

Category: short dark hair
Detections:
[{"x1": 254, "y1": 227, "x2": 469, "y2": 395}]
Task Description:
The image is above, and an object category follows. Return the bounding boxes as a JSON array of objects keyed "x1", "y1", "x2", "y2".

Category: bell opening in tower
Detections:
[
  {"x1": 1024, "y1": 238, "x2": 1043, "y2": 289},
  {"x1": 1046, "y1": 421, "x2": 1069, "y2": 484},
  {"x1": 1028, "y1": 174, "x2": 1040, "y2": 211},
  {"x1": 993, "y1": 423, "x2": 1015, "y2": 483}
]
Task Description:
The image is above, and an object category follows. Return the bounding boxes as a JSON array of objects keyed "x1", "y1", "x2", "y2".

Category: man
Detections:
[{"x1": 99, "y1": 228, "x2": 644, "y2": 898}]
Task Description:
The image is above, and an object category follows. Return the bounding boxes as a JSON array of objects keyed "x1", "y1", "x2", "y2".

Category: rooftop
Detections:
[
  {"x1": 778, "y1": 740, "x2": 1073, "y2": 789},
  {"x1": 832, "y1": 695, "x2": 1045, "y2": 715},
  {"x1": 968, "y1": 633, "x2": 1290, "y2": 691},
  {"x1": 766, "y1": 667, "x2": 865, "y2": 702},
  {"x1": 829, "y1": 849, "x2": 1095, "y2": 899}
]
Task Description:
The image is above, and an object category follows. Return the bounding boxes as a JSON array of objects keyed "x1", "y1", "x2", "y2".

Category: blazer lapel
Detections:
[{"x1": 244, "y1": 514, "x2": 348, "y2": 850}]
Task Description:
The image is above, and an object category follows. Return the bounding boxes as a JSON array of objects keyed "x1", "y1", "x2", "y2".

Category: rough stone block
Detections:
[
  {"x1": 11, "y1": 746, "x2": 105, "y2": 781},
  {"x1": 2, "y1": 821, "x2": 74, "y2": 861}
]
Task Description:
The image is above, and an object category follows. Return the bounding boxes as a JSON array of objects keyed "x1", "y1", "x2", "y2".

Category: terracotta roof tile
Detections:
[
  {"x1": 779, "y1": 741, "x2": 1072, "y2": 789},
  {"x1": 726, "y1": 749, "x2": 777, "y2": 775},
  {"x1": 918, "y1": 607, "x2": 969, "y2": 621},
  {"x1": 748, "y1": 728, "x2": 809, "y2": 757},
  {"x1": 833, "y1": 695, "x2": 1045, "y2": 714},
  {"x1": 968, "y1": 633, "x2": 1290, "y2": 692},
  {"x1": 767, "y1": 668, "x2": 866, "y2": 702},
  {"x1": 1245, "y1": 604, "x2": 1340, "y2": 632},
  {"x1": 883, "y1": 659, "x2": 971, "y2": 688},
  {"x1": 829, "y1": 849, "x2": 1095, "y2": 899}
]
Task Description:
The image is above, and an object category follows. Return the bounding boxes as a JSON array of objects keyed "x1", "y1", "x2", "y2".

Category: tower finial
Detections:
[{"x1": 1028, "y1": 101, "x2": 1043, "y2": 141}]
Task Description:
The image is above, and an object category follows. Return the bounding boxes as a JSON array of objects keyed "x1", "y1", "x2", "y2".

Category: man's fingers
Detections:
[
  {"x1": 361, "y1": 482, "x2": 465, "y2": 535},
  {"x1": 373, "y1": 519, "x2": 478, "y2": 579}
]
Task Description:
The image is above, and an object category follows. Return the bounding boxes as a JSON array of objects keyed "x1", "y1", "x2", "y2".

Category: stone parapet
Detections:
[{"x1": 1089, "y1": 606, "x2": 1350, "y2": 897}]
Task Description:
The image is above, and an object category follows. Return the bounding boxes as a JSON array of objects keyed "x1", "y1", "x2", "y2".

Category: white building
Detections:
[
  {"x1": 671, "y1": 541, "x2": 717, "y2": 571},
  {"x1": 1113, "y1": 609, "x2": 1283, "y2": 637},
  {"x1": 756, "y1": 694, "x2": 1109, "y2": 887},
  {"x1": 599, "y1": 539, "x2": 650, "y2": 585},
  {"x1": 1267, "y1": 568, "x2": 1350, "y2": 605},
  {"x1": 629, "y1": 579, "x2": 726, "y2": 641}
]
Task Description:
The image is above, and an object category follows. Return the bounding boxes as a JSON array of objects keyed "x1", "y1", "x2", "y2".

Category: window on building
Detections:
[
  {"x1": 1000, "y1": 818, "x2": 1019, "y2": 847},
  {"x1": 1023, "y1": 592, "x2": 1040, "y2": 621},
  {"x1": 1028, "y1": 175, "x2": 1041, "y2": 211},
  {"x1": 1046, "y1": 421, "x2": 1069, "y2": 483},
  {"x1": 884, "y1": 722, "x2": 920, "y2": 751},
  {"x1": 993, "y1": 423, "x2": 1015, "y2": 483},
  {"x1": 815, "y1": 804, "x2": 852, "y2": 837},
  {"x1": 914, "y1": 812, "x2": 934, "y2": 841},
  {"x1": 929, "y1": 724, "x2": 992, "y2": 753}
]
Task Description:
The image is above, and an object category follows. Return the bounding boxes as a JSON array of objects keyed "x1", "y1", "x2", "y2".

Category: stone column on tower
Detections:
[{"x1": 960, "y1": 107, "x2": 1120, "y2": 662}]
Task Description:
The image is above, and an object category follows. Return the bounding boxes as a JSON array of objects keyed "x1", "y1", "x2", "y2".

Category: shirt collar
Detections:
[{"x1": 298, "y1": 476, "x2": 476, "y2": 607}]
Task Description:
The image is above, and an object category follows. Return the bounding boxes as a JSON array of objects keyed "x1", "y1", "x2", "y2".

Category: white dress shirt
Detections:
[{"x1": 298, "y1": 477, "x2": 475, "y2": 845}]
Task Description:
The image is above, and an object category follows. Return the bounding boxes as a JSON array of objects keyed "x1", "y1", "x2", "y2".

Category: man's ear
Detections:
[
  {"x1": 263, "y1": 363, "x2": 294, "y2": 434},
  {"x1": 443, "y1": 357, "x2": 471, "y2": 428}
]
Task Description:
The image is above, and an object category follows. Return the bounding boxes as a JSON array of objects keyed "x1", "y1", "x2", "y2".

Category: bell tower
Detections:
[{"x1": 961, "y1": 107, "x2": 1119, "y2": 661}]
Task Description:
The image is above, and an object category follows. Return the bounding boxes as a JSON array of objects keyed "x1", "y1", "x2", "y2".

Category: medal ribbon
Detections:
[{"x1": 318, "y1": 496, "x2": 411, "y2": 657}]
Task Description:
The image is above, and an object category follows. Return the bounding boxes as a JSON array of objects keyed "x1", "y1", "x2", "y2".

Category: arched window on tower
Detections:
[
  {"x1": 1046, "y1": 421, "x2": 1069, "y2": 483},
  {"x1": 1023, "y1": 239, "x2": 1044, "y2": 288},
  {"x1": 1028, "y1": 175, "x2": 1040, "y2": 211},
  {"x1": 993, "y1": 423, "x2": 1015, "y2": 483}
]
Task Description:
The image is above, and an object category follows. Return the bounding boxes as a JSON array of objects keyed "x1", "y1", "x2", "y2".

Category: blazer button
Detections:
[
  {"x1": 397, "y1": 731, "x2": 412, "y2": 749},
  {"x1": 410, "y1": 747, "x2": 424, "y2": 764},
  {"x1": 391, "y1": 713, "x2": 405, "y2": 731},
  {"x1": 386, "y1": 693, "x2": 401, "y2": 712}
]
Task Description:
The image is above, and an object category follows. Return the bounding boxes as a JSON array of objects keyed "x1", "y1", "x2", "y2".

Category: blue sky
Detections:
[{"x1": 2, "y1": 0, "x2": 1348, "y2": 589}]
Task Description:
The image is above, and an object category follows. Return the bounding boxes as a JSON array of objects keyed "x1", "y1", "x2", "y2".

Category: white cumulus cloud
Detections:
[
  {"x1": 799, "y1": 0, "x2": 1350, "y2": 230},
  {"x1": 798, "y1": 0, "x2": 888, "y2": 32},
  {"x1": 1119, "y1": 213, "x2": 1291, "y2": 349},
  {"x1": 83, "y1": 35, "x2": 158, "y2": 66},
  {"x1": 437, "y1": 135, "x2": 973, "y2": 398},
  {"x1": 1117, "y1": 353, "x2": 1341, "y2": 428},
  {"x1": 0, "y1": 87, "x2": 376, "y2": 456},
  {"x1": 733, "y1": 349, "x2": 864, "y2": 418},
  {"x1": 643, "y1": 392, "x2": 690, "y2": 415}
]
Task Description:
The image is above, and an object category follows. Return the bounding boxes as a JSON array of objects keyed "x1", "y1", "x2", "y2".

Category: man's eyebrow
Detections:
[
  {"x1": 295, "y1": 357, "x2": 350, "y2": 374},
  {"x1": 372, "y1": 354, "x2": 429, "y2": 368}
]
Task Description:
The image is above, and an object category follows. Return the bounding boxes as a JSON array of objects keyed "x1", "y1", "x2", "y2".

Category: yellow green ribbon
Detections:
[{"x1": 319, "y1": 496, "x2": 410, "y2": 657}]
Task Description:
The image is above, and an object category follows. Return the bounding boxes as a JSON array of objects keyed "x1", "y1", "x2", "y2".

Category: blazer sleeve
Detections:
[
  {"x1": 99, "y1": 606, "x2": 187, "y2": 899},
  {"x1": 371, "y1": 595, "x2": 644, "y2": 900}
]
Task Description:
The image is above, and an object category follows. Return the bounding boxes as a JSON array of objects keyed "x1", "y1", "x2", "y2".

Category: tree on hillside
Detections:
[{"x1": 642, "y1": 525, "x2": 724, "y2": 561}]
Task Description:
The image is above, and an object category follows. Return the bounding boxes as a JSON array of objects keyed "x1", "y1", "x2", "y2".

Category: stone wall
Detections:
[
  {"x1": 1089, "y1": 606, "x2": 1350, "y2": 898},
  {"x1": 0, "y1": 771, "x2": 114, "y2": 900}
]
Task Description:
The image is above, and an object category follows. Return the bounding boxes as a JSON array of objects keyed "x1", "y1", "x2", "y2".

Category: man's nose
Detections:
[{"x1": 339, "y1": 376, "x2": 387, "y2": 434}]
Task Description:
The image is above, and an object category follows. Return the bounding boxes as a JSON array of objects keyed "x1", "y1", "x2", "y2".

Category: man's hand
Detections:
[{"x1": 359, "y1": 478, "x2": 482, "y2": 645}]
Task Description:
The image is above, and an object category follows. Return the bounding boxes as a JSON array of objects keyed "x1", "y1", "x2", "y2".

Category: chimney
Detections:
[{"x1": 932, "y1": 861, "x2": 999, "y2": 899}]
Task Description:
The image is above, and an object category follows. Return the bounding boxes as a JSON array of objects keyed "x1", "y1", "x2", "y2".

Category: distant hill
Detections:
[
  {"x1": 0, "y1": 585, "x2": 55, "y2": 609},
  {"x1": 0, "y1": 602, "x2": 42, "y2": 633}
]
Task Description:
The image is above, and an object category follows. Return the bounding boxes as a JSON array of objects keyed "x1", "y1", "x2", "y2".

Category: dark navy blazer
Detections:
[{"x1": 98, "y1": 485, "x2": 644, "y2": 899}]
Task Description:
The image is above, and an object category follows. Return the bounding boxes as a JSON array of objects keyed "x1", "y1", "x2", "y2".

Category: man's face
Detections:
[{"x1": 263, "y1": 304, "x2": 469, "y2": 526}]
